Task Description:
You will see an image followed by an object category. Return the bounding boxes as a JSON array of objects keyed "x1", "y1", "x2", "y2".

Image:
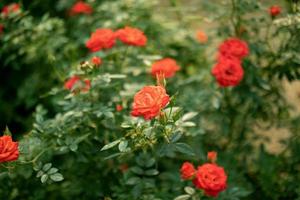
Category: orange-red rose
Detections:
[
  {"x1": 2, "y1": 3, "x2": 20, "y2": 16},
  {"x1": 64, "y1": 76, "x2": 91, "y2": 92},
  {"x1": 219, "y1": 38, "x2": 249, "y2": 59},
  {"x1": 151, "y1": 58, "x2": 180, "y2": 78},
  {"x1": 131, "y1": 86, "x2": 170, "y2": 120},
  {"x1": 196, "y1": 30, "x2": 208, "y2": 44},
  {"x1": 180, "y1": 162, "x2": 196, "y2": 180},
  {"x1": 116, "y1": 104, "x2": 123, "y2": 112},
  {"x1": 91, "y1": 56, "x2": 102, "y2": 66},
  {"x1": 269, "y1": 5, "x2": 281, "y2": 17},
  {"x1": 0, "y1": 135, "x2": 19, "y2": 163},
  {"x1": 193, "y1": 163, "x2": 227, "y2": 197},
  {"x1": 69, "y1": 1, "x2": 93, "y2": 16},
  {"x1": 116, "y1": 26, "x2": 147, "y2": 46},
  {"x1": 86, "y1": 29, "x2": 116, "y2": 52},
  {"x1": 211, "y1": 57, "x2": 244, "y2": 87},
  {"x1": 207, "y1": 151, "x2": 217, "y2": 163}
]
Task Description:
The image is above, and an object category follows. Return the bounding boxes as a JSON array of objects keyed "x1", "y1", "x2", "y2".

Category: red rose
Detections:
[
  {"x1": 269, "y1": 5, "x2": 281, "y2": 17},
  {"x1": 86, "y1": 29, "x2": 116, "y2": 52},
  {"x1": 211, "y1": 58, "x2": 244, "y2": 87},
  {"x1": 64, "y1": 76, "x2": 91, "y2": 92},
  {"x1": 131, "y1": 86, "x2": 170, "y2": 120},
  {"x1": 207, "y1": 151, "x2": 217, "y2": 163},
  {"x1": 2, "y1": 3, "x2": 20, "y2": 16},
  {"x1": 0, "y1": 135, "x2": 19, "y2": 163},
  {"x1": 180, "y1": 162, "x2": 196, "y2": 180},
  {"x1": 193, "y1": 163, "x2": 227, "y2": 197},
  {"x1": 91, "y1": 56, "x2": 102, "y2": 66},
  {"x1": 69, "y1": 1, "x2": 93, "y2": 16},
  {"x1": 151, "y1": 58, "x2": 180, "y2": 78},
  {"x1": 116, "y1": 26, "x2": 147, "y2": 46},
  {"x1": 116, "y1": 104, "x2": 123, "y2": 112},
  {"x1": 196, "y1": 30, "x2": 208, "y2": 44},
  {"x1": 219, "y1": 38, "x2": 249, "y2": 59}
]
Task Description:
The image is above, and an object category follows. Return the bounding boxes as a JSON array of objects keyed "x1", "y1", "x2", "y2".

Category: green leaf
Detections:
[
  {"x1": 144, "y1": 158, "x2": 156, "y2": 168},
  {"x1": 174, "y1": 143, "x2": 195, "y2": 156},
  {"x1": 41, "y1": 174, "x2": 48, "y2": 183},
  {"x1": 184, "y1": 186, "x2": 195, "y2": 195},
  {"x1": 131, "y1": 167, "x2": 144, "y2": 175},
  {"x1": 104, "y1": 153, "x2": 122, "y2": 160},
  {"x1": 145, "y1": 169, "x2": 159, "y2": 176},
  {"x1": 118, "y1": 140, "x2": 128, "y2": 152},
  {"x1": 181, "y1": 112, "x2": 198, "y2": 121},
  {"x1": 126, "y1": 177, "x2": 141, "y2": 185},
  {"x1": 50, "y1": 173, "x2": 64, "y2": 182},
  {"x1": 174, "y1": 194, "x2": 190, "y2": 200},
  {"x1": 170, "y1": 131, "x2": 182, "y2": 143},
  {"x1": 69, "y1": 143, "x2": 78, "y2": 152},
  {"x1": 101, "y1": 139, "x2": 121, "y2": 151},
  {"x1": 42, "y1": 163, "x2": 52, "y2": 172},
  {"x1": 47, "y1": 168, "x2": 58, "y2": 175}
]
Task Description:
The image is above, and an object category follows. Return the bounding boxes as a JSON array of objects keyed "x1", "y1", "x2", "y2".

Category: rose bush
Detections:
[{"x1": 1, "y1": 0, "x2": 300, "y2": 200}]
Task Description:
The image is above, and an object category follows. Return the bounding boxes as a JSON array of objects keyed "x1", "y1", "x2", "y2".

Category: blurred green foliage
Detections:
[{"x1": 1, "y1": 0, "x2": 300, "y2": 199}]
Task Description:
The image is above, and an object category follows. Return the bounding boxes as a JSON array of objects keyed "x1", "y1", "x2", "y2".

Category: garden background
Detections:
[{"x1": 1, "y1": 0, "x2": 300, "y2": 199}]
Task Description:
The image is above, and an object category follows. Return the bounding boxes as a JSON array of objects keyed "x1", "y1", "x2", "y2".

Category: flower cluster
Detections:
[
  {"x1": 211, "y1": 38, "x2": 249, "y2": 87},
  {"x1": 86, "y1": 26, "x2": 147, "y2": 52},
  {"x1": 0, "y1": 135, "x2": 19, "y2": 163},
  {"x1": 69, "y1": 1, "x2": 93, "y2": 16},
  {"x1": 180, "y1": 152, "x2": 227, "y2": 197}
]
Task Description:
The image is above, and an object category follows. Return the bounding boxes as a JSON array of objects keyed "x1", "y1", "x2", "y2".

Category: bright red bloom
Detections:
[
  {"x1": 219, "y1": 38, "x2": 249, "y2": 59},
  {"x1": 151, "y1": 58, "x2": 180, "y2": 78},
  {"x1": 212, "y1": 58, "x2": 244, "y2": 87},
  {"x1": 91, "y1": 56, "x2": 102, "y2": 66},
  {"x1": 207, "y1": 151, "x2": 217, "y2": 163},
  {"x1": 2, "y1": 3, "x2": 20, "y2": 16},
  {"x1": 86, "y1": 29, "x2": 116, "y2": 52},
  {"x1": 180, "y1": 162, "x2": 196, "y2": 180},
  {"x1": 116, "y1": 26, "x2": 147, "y2": 46},
  {"x1": 64, "y1": 76, "x2": 91, "y2": 92},
  {"x1": 131, "y1": 86, "x2": 169, "y2": 120},
  {"x1": 193, "y1": 163, "x2": 227, "y2": 197},
  {"x1": 116, "y1": 104, "x2": 123, "y2": 112},
  {"x1": 69, "y1": 1, "x2": 93, "y2": 16},
  {"x1": 0, "y1": 135, "x2": 19, "y2": 163},
  {"x1": 269, "y1": 5, "x2": 281, "y2": 17},
  {"x1": 196, "y1": 30, "x2": 208, "y2": 44}
]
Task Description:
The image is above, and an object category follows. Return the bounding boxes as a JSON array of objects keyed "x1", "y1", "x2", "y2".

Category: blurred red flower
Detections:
[
  {"x1": 2, "y1": 3, "x2": 20, "y2": 16},
  {"x1": 91, "y1": 56, "x2": 102, "y2": 66},
  {"x1": 211, "y1": 57, "x2": 244, "y2": 87},
  {"x1": 151, "y1": 58, "x2": 180, "y2": 78},
  {"x1": 69, "y1": 1, "x2": 93, "y2": 16},
  {"x1": 196, "y1": 30, "x2": 208, "y2": 44},
  {"x1": 269, "y1": 5, "x2": 281, "y2": 17},
  {"x1": 86, "y1": 29, "x2": 116, "y2": 52},
  {"x1": 180, "y1": 162, "x2": 196, "y2": 180},
  {"x1": 207, "y1": 151, "x2": 217, "y2": 163},
  {"x1": 116, "y1": 26, "x2": 147, "y2": 46},
  {"x1": 64, "y1": 76, "x2": 91, "y2": 92},
  {"x1": 219, "y1": 38, "x2": 249, "y2": 59}
]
